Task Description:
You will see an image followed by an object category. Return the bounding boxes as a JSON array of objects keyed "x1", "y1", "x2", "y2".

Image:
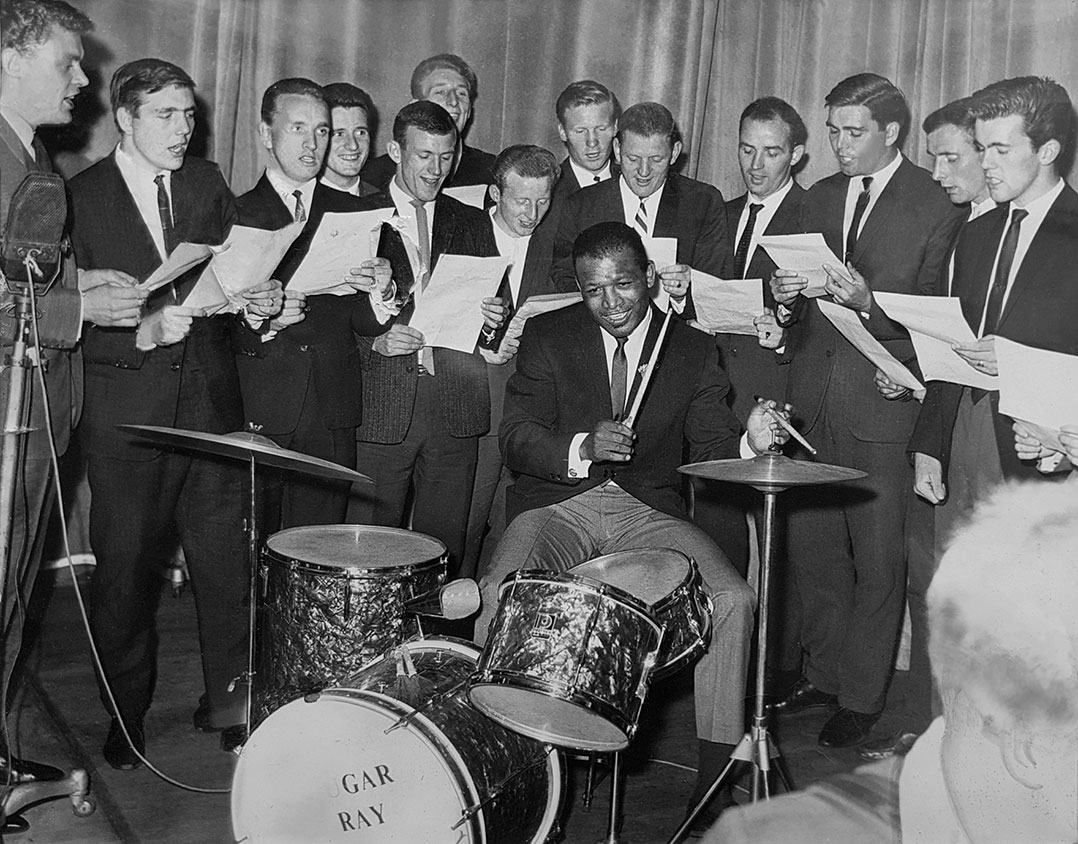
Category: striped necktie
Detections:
[
  {"x1": 292, "y1": 189, "x2": 306, "y2": 223},
  {"x1": 633, "y1": 198, "x2": 648, "y2": 237}
]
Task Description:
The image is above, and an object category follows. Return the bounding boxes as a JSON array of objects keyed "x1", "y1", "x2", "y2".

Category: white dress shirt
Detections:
[
  {"x1": 842, "y1": 151, "x2": 903, "y2": 247},
  {"x1": 388, "y1": 178, "x2": 437, "y2": 294},
  {"x1": 489, "y1": 207, "x2": 531, "y2": 306},
  {"x1": 114, "y1": 144, "x2": 173, "y2": 260},
  {"x1": 569, "y1": 159, "x2": 612, "y2": 188},
  {"x1": 266, "y1": 168, "x2": 315, "y2": 222},
  {"x1": 618, "y1": 176, "x2": 667, "y2": 237},
  {"x1": 735, "y1": 177, "x2": 795, "y2": 276}
]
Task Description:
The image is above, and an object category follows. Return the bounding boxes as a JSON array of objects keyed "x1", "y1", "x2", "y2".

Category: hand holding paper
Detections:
[
  {"x1": 688, "y1": 270, "x2": 764, "y2": 335},
  {"x1": 288, "y1": 209, "x2": 395, "y2": 296},
  {"x1": 641, "y1": 236, "x2": 678, "y2": 310},
  {"x1": 759, "y1": 233, "x2": 849, "y2": 298},
  {"x1": 408, "y1": 254, "x2": 511, "y2": 352},
  {"x1": 191, "y1": 221, "x2": 305, "y2": 312},
  {"x1": 138, "y1": 242, "x2": 213, "y2": 293},
  {"x1": 816, "y1": 299, "x2": 924, "y2": 392},
  {"x1": 996, "y1": 337, "x2": 1078, "y2": 455}
]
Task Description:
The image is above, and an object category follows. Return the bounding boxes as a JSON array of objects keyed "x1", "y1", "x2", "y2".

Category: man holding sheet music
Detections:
[
  {"x1": 234, "y1": 77, "x2": 394, "y2": 531},
  {"x1": 349, "y1": 100, "x2": 506, "y2": 580},
  {"x1": 477, "y1": 222, "x2": 790, "y2": 831},
  {"x1": 910, "y1": 77, "x2": 1078, "y2": 516},
  {"x1": 768, "y1": 73, "x2": 961, "y2": 750},
  {"x1": 69, "y1": 59, "x2": 282, "y2": 766}
]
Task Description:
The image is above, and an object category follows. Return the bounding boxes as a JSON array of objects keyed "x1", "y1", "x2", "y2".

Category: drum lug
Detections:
[
  {"x1": 303, "y1": 691, "x2": 322, "y2": 703},
  {"x1": 258, "y1": 563, "x2": 269, "y2": 599}
]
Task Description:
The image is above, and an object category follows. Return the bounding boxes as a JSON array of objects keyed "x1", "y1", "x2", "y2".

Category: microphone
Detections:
[
  {"x1": 2, "y1": 172, "x2": 67, "y2": 292},
  {"x1": 404, "y1": 579, "x2": 481, "y2": 620}
]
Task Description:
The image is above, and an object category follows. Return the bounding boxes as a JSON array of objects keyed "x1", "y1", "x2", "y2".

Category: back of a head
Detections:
[
  {"x1": 617, "y1": 102, "x2": 677, "y2": 146},
  {"x1": 392, "y1": 99, "x2": 457, "y2": 148},
  {"x1": 572, "y1": 220, "x2": 648, "y2": 274},
  {"x1": 969, "y1": 75, "x2": 1076, "y2": 174},
  {"x1": 825, "y1": 72, "x2": 910, "y2": 139},
  {"x1": 556, "y1": 80, "x2": 622, "y2": 125},
  {"x1": 410, "y1": 53, "x2": 478, "y2": 101},
  {"x1": 110, "y1": 58, "x2": 194, "y2": 118},
  {"x1": 1, "y1": 0, "x2": 92, "y2": 53},
  {"x1": 260, "y1": 77, "x2": 326, "y2": 126},
  {"x1": 739, "y1": 95, "x2": 808, "y2": 149},
  {"x1": 491, "y1": 144, "x2": 560, "y2": 192}
]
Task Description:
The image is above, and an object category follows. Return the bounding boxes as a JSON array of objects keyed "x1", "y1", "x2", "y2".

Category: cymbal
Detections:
[
  {"x1": 118, "y1": 425, "x2": 372, "y2": 485},
  {"x1": 679, "y1": 453, "x2": 866, "y2": 492}
]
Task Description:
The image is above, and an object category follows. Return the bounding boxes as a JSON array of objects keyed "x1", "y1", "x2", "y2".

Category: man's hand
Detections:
[
  {"x1": 479, "y1": 331, "x2": 521, "y2": 365},
  {"x1": 914, "y1": 452, "x2": 946, "y2": 504},
  {"x1": 823, "y1": 262, "x2": 873, "y2": 311},
  {"x1": 658, "y1": 264, "x2": 691, "y2": 302},
  {"x1": 82, "y1": 285, "x2": 146, "y2": 328},
  {"x1": 372, "y1": 324, "x2": 424, "y2": 357},
  {"x1": 952, "y1": 335, "x2": 997, "y2": 376},
  {"x1": 136, "y1": 305, "x2": 203, "y2": 351},
  {"x1": 580, "y1": 419, "x2": 636, "y2": 463},
  {"x1": 753, "y1": 308, "x2": 785, "y2": 350},
  {"x1": 769, "y1": 268, "x2": 808, "y2": 306},
  {"x1": 480, "y1": 296, "x2": 509, "y2": 330},
  {"x1": 873, "y1": 368, "x2": 912, "y2": 401},
  {"x1": 242, "y1": 278, "x2": 284, "y2": 319},
  {"x1": 269, "y1": 291, "x2": 307, "y2": 330},
  {"x1": 745, "y1": 398, "x2": 793, "y2": 454},
  {"x1": 346, "y1": 257, "x2": 394, "y2": 299},
  {"x1": 79, "y1": 267, "x2": 138, "y2": 291}
]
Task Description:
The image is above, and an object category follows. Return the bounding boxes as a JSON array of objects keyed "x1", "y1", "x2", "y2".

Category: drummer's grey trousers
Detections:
[{"x1": 476, "y1": 483, "x2": 754, "y2": 745}]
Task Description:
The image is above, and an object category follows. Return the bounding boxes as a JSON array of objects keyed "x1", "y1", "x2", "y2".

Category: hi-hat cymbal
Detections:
[
  {"x1": 118, "y1": 425, "x2": 372, "y2": 485},
  {"x1": 679, "y1": 453, "x2": 866, "y2": 492}
]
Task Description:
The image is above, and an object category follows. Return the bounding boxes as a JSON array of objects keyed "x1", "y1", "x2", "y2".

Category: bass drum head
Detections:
[
  {"x1": 264, "y1": 525, "x2": 446, "y2": 572},
  {"x1": 570, "y1": 548, "x2": 690, "y2": 605}
]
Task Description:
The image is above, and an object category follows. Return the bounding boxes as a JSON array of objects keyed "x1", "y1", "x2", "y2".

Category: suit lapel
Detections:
[
  {"x1": 254, "y1": 173, "x2": 292, "y2": 227},
  {"x1": 956, "y1": 207, "x2": 1007, "y2": 330},
  {"x1": 100, "y1": 154, "x2": 161, "y2": 272},
  {"x1": 431, "y1": 195, "x2": 454, "y2": 266},
  {"x1": 653, "y1": 175, "x2": 679, "y2": 243},
  {"x1": 0, "y1": 117, "x2": 37, "y2": 172},
  {"x1": 624, "y1": 307, "x2": 664, "y2": 415},
  {"x1": 577, "y1": 314, "x2": 612, "y2": 414},
  {"x1": 852, "y1": 160, "x2": 909, "y2": 262}
]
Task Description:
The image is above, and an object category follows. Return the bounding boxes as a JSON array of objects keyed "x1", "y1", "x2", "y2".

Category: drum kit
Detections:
[{"x1": 122, "y1": 425, "x2": 864, "y2": 843}]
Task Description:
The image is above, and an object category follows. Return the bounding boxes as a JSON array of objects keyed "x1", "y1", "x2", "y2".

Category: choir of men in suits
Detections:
[
  {"x1": 234, "y1": 77, "x2": 393, "y2": 530},
  {"x1": 68, "y1": 59, "x2": 283, "y2": 768},
  {"x1": 477, "y1": 222, "x2": 789, "y2": 831},
  {"x1": 769, "y1": 73, "x2": 963, "y2": 749},
  {"x1": 0, "y1": 0, "x2": 94, "y2": 786},
  {"x1": 462, "y1": 144, "x2": 561, "y2": 579},
  {"x1": 348, "y1": 101, "x2": 506, "y2": 577},
  {"x1": 320, "y1": 82, "x2": 379, "y2": 197},
  {"x1": 362, "y1": 54, "x2": 496, "y2": 192}
]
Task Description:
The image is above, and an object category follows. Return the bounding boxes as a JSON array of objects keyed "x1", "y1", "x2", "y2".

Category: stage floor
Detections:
[{"x1": 7, "y1": 564, "x2": 883, "y2": 843}]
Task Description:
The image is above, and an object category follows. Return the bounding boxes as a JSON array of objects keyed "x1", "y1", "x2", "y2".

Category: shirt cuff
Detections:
[
  {"x1": 739, "y1": 432, "x2": 756, "y2": 458},
  {"x1": 1037, "y1": 451, "x2": 1067, "y2": 473},
  {"x1": 568, "y1": 432, "x2": 592, "y2": 479},
  {"x1": 668, "y1": 296, "x2": 687, "y2": 314},
  {"x1": 371, "y1": 290, "x2": 399, "y2": 324}
]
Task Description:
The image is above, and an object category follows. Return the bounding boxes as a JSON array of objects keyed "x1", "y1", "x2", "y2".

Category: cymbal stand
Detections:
[
  {"x1": 594, "y1": 750, "x2": 626, "y2": 844},
  {"x1": 666, "y1": 473, "x2": 793, "y2": 843}
]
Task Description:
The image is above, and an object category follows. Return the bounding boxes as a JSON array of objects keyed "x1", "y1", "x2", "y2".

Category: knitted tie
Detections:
[
  {"x1": 844, "y1": 176, "x2": 873, "y2": 263},
  {"x1": 411, "y1": 198, "x2": 432, "y2": 292},
  {"x1": 292, "y1": 189, "x2": 306, "y2": 223},
  {"x1": 982, "y1": 207, "x2": 1028, "y2": 336},
  {"x1": 733, "y1": 202, "x2": 764, "y2": 279},
  {"x1": 154, "y1": 174, "x2": 176, "y2": 255}
]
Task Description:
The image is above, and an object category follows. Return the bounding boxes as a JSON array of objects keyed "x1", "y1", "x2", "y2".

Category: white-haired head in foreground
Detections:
[{"x1": 928, "y1": 480, "x2": 1078, "y2": 844}]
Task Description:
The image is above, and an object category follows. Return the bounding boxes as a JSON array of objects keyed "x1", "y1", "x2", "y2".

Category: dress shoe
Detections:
[
  {"x1": 771, "y1": 677, "x2": 838, "y2": 713},
  {"x1": 818, "y1": 707, "x2": 880, "y2": 748},
  {"x1": 220, "y1": 723, "x2": 248, "y2": 755},
  {"x1": 0, "y1": 755, "x2": 65, "y2": 783},
  {"x1": 103, "y1": 717, "x2": 145, "y2": 770},
  {"x1": 192, "y1": 694, "x2": 221, "y2": 733},
  {"x1": 858, "y1": 730, "x2": 919, "y2": 760}
]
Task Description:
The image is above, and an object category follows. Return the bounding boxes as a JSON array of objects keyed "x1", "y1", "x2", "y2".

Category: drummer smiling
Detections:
[{"x1": 476, "y1": 221, "x2": 792, "y2": 830}]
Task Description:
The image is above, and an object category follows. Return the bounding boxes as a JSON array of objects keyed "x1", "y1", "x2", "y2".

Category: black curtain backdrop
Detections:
[{"x1": 49, "y1": 0, "x2": 1078, "y2": 198}]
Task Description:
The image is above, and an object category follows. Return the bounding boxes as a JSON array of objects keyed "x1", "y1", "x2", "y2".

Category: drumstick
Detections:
[
  {"x1": 622, "y1": 307, "x2": 673, "y2": 429},
  {"x1": 753, "y1": 395, "x2": 817, "y2": 455}
]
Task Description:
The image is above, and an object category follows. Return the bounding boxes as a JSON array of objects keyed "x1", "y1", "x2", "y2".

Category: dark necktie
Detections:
[
  {"x1": 593, "y1": 174, "x2": 601, "y2": 184},
  {"x1": 610, "y1": 337, "x2": 628, "y2": 421},
  {"x1": 292, "y1": 189, "x2": 306, "y2": 223},
  {"x1": 154, "y1": 173, "x2": 176, "y2": 255},
  {"x1": 411, "y1": 198, "x2": 432, "y2": 292},
  {"x1": 844, "y1": 176, "x2": 873, "y2": 263},
  {"x1": 733, "y1": 202, "x2": 764, "y2": 279},
  {"x1": 982, "y1": 207, "x2": 1028, "y2": 336}
]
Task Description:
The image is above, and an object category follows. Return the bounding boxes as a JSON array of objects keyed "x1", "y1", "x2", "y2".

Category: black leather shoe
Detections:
[
  {"x1": 192, "y1": 694, "x2": 221, "y2": 733},
  {"x1": 818, "y1": 707, "x2": 880, "y2": 748},
  {"x1": 858, "y1": 730, "x2": 919, "y2": 760},
  {"x1": 220, "y1": 723, "x2": 248, "y2": 755},
  {"x1": 0, "y1": 755, "x2": 65, "y2": 783},
  {"x1": 772, "y1": 677, "x2": 838, "y2": 713},
  {"x1": 103, "y1": 717, "x2": 144, "y2": 770}
]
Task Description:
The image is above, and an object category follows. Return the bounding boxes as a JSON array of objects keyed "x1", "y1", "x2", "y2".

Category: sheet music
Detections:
[
  {"x1": 409, "y1": 254, "x2": 511, "y2": 352},
  {"x1": 688, "y1": 271, "x2": 764, "y2": 335},
  {"x1": 288, "y1": 208, "x2": 395, "y2": 296},
  {"x1": 817, "y1": 299, "x2": 924, "y2": 392},
  {"x1": 758, "y1": 233, "x2": 848, "y2": 297},
  {"x1": 997, "y1": 337, "x2": 1078, "y2": 453}
]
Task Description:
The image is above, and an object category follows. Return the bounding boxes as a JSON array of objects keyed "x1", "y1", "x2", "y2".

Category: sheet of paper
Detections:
[
  {"x1": 642, "y1": 236, "x2": 678, "y2": 311},
  {"x1": 193, "y1": 221, "x2": 306, "y2": 311},
  {"x1": 288, "y1": 208, "x2": 395, "y2": 296},
  {"x1": 180, "y1": 271, "x2": 229, "y2": 313},
  {"x1": 816, "y1": 299, "x2": 924, "y2": 392},
  {"x1": 514, "y1": 291, "x2": 582, "y2": 321},
  {"x1": 409, "y1": 254, "x2": 511, "y2": 352},
  {"x1": 758, "y1": 233, "x2": 847, "y2": 297},
  {"x1": 996, "y1": 337, "x2": 1078, "y2": 453},
  {"x1": 443, "y1": 184, "x2": 489, "y2": 209},
  {"x1": 873, "y1": 292, "x2": 995, "y2": 390},
  {"x1": 139, "y1": 242, "x2": 213, "y2": 293},
  {"x1": 688, "y1": 271, "x2": 764, "y2": 335}
]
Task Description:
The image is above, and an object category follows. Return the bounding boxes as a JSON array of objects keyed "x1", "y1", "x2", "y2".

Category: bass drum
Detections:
[{"x1": 232, "y1": 638, "x2": 562, "y2": 844}]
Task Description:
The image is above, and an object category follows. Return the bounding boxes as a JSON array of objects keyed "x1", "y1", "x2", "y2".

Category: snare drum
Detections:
[
  {"x1": 570, "y1": 548, "x2": 713, "y2": 678},
  {"x1": 469, "y1": 569, "x2": 663, "y2": 752},
  {"x1": 232, "y1": 638, "x2": 562, "y2": 844},
  {"x1": 257, "y1": 525, "x2": 445, "y2": 719}
]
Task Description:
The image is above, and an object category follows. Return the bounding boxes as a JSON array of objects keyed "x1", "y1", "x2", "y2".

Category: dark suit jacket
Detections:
[
  {"x1": 716, "y1": 184, "x2": 804, "y2": 422},
  {"x1": 361, "y1": 143, "x2": 496, "y2": 193},
  {"x1": 69, "y1": 153, "x2": 241, "y2": 460},
  {"x1": 355, "y1": 191, "x2": 500, "y2": 443},
  {"x1": 0, "y1": 116, "x2": 81, "y2": 457},
  {"x1": 233, "y1": 175, "x2": 387, "y2": 435},
  {"x1": 784, "y1": 158, "x2": 963, "y2": 442},
  {"x1": 501, "y1": 304, "x2": 742, "y2": 523},
  {"x1": 909, "y1": 184, "x2": 1078, "y2": 479},
  {"x1": 550, "y1": 172, "x2": 728, "y2": 288}
]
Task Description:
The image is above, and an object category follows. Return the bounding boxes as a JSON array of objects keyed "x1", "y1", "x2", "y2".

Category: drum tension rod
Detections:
[
  {"x1": 452, "y1": 756, "x2": 550, "y2": 829},
  {"x1": 383, "y1": 678, "x2": 469, "y2": 735}
]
